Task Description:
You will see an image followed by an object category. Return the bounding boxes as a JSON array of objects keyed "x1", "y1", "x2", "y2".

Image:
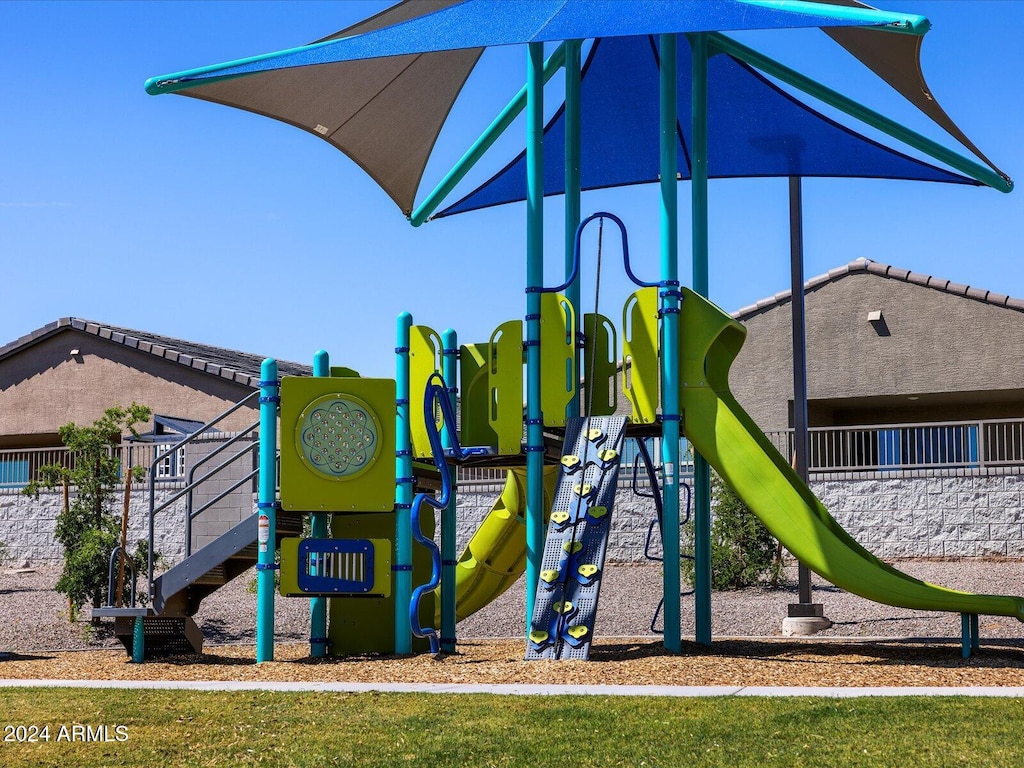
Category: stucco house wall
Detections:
[{"x1": 731, "y1": 260, "x2": 1024, "y2": 432}]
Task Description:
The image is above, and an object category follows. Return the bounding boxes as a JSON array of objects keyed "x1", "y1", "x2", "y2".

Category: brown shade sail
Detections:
[
  {"x1": 820, "y1": 0, "x2": 1009, "y2": 184},
  {"x1": 177, "y1": 0, "x2": 482, "y2": 215}
]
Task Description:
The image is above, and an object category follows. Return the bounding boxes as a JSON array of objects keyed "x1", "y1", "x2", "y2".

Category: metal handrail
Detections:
[
  {"x1": 185, "y1": 466, "x2": 260, "y2": 558},
  {"x1": 104, "y1": 545, "x2": 138, "y2": 609},
  {"x1": 147, "y1": 390, "x2": 261, "y2": 595},
  {"x1": 765, "y1": 416, "x2": 1024, "y2": 476}
]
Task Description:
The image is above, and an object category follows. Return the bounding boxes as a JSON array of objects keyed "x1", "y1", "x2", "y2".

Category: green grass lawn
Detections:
[{"x1": 1, "y1": 688, "x2": 1022, "y2": 767}]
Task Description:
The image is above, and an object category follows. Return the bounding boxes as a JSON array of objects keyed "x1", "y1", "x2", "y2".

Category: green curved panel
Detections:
[
  {"x1": 622, "y1": 287, "x2": 660, "y2": 424},
  {"x1": 410, "y1": 325, "x2": 442, "y2": 458},
  {"x1": 488, "y1": 320, "x2": 524, "y2": 455},
  {"x1": 582, "y1": 312, "x2": 617, "y2": 416},
  {"x1": 678, "y1": 287, "x2": 1024, "y2": 622},
  {"x1": 540, "y1": 292, "x2": 576, "y2": 427},
  {"x1": 458, "y1": 342, "x2": 500, "y2": 450},
  {"x1": 435, "y1": 466, "x2": 559, "y2": 624}
]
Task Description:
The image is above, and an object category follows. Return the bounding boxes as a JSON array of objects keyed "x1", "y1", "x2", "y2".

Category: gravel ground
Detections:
[{"x1": 2, "y1": 560, "x2": 1023, "y2": 654}]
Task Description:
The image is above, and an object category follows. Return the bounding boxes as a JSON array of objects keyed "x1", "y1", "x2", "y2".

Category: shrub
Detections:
[
  {"x1": 682, "y1": 472, "x2": 783, "y2": 590},
  {"x1": 23, "y1": 404, "x2": 152, "y2": 620}
]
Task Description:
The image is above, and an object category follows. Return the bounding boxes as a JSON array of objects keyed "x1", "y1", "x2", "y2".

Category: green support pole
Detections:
[
  {"x1": 658, "y1": 33, "x2": 682, "y2": 654},
  {"x1": 690, "y1": 32, "x2": 713, "y2": 647},
  {"x1": 440, "y1": 328, "x2": 458, "y2": 654},
  {"x1": 525, "y1": 41, "x2": 545, "y2": 631},
  {"x1": 395, "y1": 313, "x2": 414, "y2": 654},
  {"x1": 309, "y1": 349, "x2": 330, "y2": 658},
  {"x1": 256, "y1": 358, "x2": 279, "y2": 663},
  {"x1": 564, "y1": 39, "x2": 582, "y2": 420}
]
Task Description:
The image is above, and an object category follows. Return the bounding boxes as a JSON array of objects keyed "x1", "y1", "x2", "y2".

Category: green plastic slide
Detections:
[
  {"x1": 678, "y1": 287, "x2": 1024, "y2": 622},
  {"x1": 435, "y1": 466, "x2": 559, "y2": 625}
]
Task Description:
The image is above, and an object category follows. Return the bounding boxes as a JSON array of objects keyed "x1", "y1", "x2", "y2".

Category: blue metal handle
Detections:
[
  {"x1": 409, "y1": 374, "x2": 471, "y2": 653},
  {"x1": 540, "y1": 212, "x2": 660, "y2": 294}
]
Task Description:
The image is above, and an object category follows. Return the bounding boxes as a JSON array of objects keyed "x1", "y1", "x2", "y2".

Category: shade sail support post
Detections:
[
  {"x1": 255, "y1": 359, "x2": 279, "y2": 663},
  {"x1": 309, "y1": 350, "x2": 330, "y2": 658},
  {"x1": 689, "y1": 31, "x2": 713, "y2": 648},
  {"x1": 395, "y1": 313, "x2": 414, "y2": 654},
  {"x1": 659, "y1": 33, "x2": 682, "y2": 654},
  {"x1": 411, "y1": 43, "x2": 568, "y2": 226},
  {"x1": 525, "y1": 41, "x2": 546, "y2": 632},
  {"x1": 565, "y1": 39, "x2": 583, "y2": 420}
]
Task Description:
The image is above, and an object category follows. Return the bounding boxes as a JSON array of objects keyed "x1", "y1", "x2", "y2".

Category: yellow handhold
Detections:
[
  {"x1": 540, "y1": 569, "x2": 560, "y2": 584},
  {"x1": 573, "y1": 483, "x2": 594, "y2": 497},
  {"x1": 560, "y1": 455, "x2": 581, "y2": 469},
  {"x1": 566, "y1": 625, "x2": 589, "y2": 640},
  {"x1": 550, "y1": 511, "x2": 571, "y2": 526},
  {"x1": 586, "y1": 427, "x2": 605, "y2": 441},
  {"x1": 529, "y1": 630, "x2": 550, "y2": 644},
  {"x1": 577, "y1": 564, "x2": 599, "y2": 578},
  {"x1": 598, "y1": 448, "x2": 618, "y2": 462},
  {"x1": 553, "y1": 600, "x2": 574, "y2": 614},
  {"x1": 563, "y1": 541, "x2": 583, "y2": 555},
  {"x1": 587, "y1": 505, "x2": 609, "y2": 520}
]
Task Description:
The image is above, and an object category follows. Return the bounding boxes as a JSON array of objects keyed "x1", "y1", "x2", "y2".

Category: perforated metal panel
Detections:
[{"x1": 526, "y1": 416, "x2": 627, "y2": 660}]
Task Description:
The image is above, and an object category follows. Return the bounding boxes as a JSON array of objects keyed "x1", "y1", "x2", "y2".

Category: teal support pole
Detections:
[
  {"x1": 131, "y1": 615, "x2": 145, "y2": 663},
  {"x1": 309, "y1": 349, "x2": 330, "y2": 658},
  {"x1": 410, "y1": 43, "x2": 568, "y2": 226},
  {"x1": 707, "y1": 32, "x2": 1011, "y2": 193},
  {"x1": 658, "y1": 34, "x2": 682, "y2": 655},
  {"x1": 525, "y1": 41, "x2": 546, "y2": 631},
  {"x1": 564, "y1": 39, "x2": 582, "y2": 420},
  {"x1": 256, "y1": 358, "x2": 279, "y2": 663},
  {"x1": 395, "y1": 313, "x2": 414, "y2": 654},
  {"x1": 440, "y1": 329, "x2": 458, "y2": 654},
  {"x1": 690, "y1": 32, "x2": 713, "y2": 648}
]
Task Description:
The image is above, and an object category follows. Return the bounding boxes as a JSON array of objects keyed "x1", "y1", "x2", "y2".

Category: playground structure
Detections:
[
  {"x1": 100, "y1": 213, "x2": 1024, "y2": 664},
  {"x1": 117, "y1": 1, "x2": 1024, "y2": 663}
]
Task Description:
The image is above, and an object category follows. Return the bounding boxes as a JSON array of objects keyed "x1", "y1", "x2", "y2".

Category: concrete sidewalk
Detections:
[{"x1": 2, "y1": 679, "x2": 1024, "y2": 697}]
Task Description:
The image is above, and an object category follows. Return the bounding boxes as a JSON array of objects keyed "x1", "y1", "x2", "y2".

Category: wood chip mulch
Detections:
[{"x1": 3, "y1": 638, "x2": 1024, "y2": 688}]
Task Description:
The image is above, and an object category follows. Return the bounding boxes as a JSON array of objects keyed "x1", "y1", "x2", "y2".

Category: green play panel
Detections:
[{"x1": 280, "y1": 377, "x2": 396, "y2": 512}]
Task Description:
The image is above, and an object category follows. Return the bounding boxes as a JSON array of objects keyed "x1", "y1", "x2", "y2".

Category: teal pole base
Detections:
[{"x1": 131, "y1": 615, "x2": 145, "y2": 663}]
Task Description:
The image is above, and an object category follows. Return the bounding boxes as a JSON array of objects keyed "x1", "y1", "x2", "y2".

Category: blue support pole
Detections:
[
  {"x1": 256, "y1": 358, "x2": 279, "y2": 663},
  {"x1": 564, "y1": 39, "x2": 582, "y2": 420},
  {"x1": 440, "y1": 329, "x2": 459, "y2": 653},
  {"x1": 525, "y1": 41, "x2": 546, "y2": 631},
  {"x1": 309, "y1": 349, "x2": 330, "y2": 658},
  {"x1": 690, "y1": 32, "x2": 713, "y2": 647},
  {"x1": 658, "y1": 33, "x2": 682, "y2": 654},
  {"x1": 395, "y1": 313, "x2": 414, "y2": 654}
]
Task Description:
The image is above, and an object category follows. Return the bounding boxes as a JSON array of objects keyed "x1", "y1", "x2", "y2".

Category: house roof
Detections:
[
  {"x1": 0, "y1": 318, "x2": 311, "y2": 387},
  {"x1": 733, "y1": 258, "x2": 1024, "y2": 321}
]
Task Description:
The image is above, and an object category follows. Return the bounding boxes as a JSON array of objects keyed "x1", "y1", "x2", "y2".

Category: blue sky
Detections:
[{"x1": 2, "y1": 1, "x2": 1022, "y2": 378}]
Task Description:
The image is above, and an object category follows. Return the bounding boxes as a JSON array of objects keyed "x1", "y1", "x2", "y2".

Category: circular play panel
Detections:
[{"x1": 296, "y1": 394, "x2": 382, "y2": 481}]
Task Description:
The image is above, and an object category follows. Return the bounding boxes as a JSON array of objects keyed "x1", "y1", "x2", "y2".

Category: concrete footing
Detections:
[{"x1": 782, "y1": 603, "x2": 832, "y2": 636}]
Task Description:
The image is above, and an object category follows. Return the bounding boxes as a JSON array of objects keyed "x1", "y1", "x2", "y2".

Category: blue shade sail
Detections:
[
  {"x1": 146, "y1": 0, "x2": 893, "y2": 94},
  {"x1": 438, "y1": 34, "x2": 974, "y2": 218}
]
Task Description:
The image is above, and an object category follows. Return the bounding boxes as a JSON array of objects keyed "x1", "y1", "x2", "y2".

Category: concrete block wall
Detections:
[
  {"x1": 814, "y1": 474, "x2": 1024, "y2": 559},
  {"x1": 455, "y1": 473, "x2": 1024, "y2": 563},
  {"x1": 184, "y1": 434, "x2": 257, "y2": 554},
  {"x1": 0, "y1": 485, "x2": 186, "y2": 565}
]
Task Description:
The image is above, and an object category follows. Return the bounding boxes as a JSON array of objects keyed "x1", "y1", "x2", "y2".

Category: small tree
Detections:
[
  {"x1": 683, "y1": 471, "x2": 783, "y2": 590},
  {"x1": 24, "y1": 403, "x2": 152, "y2": 621}
]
